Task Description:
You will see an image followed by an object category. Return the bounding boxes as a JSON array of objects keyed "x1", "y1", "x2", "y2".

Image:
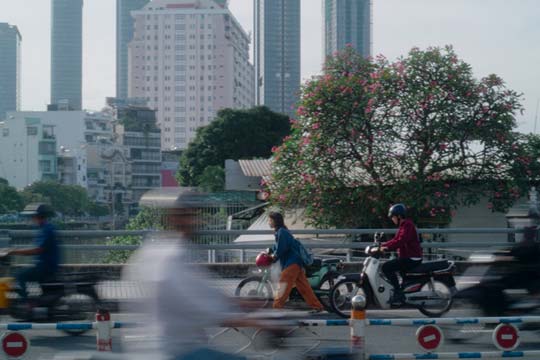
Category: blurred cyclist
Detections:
[{"x1": 122, "y1": 188, "x2": 252, "y2": 359}]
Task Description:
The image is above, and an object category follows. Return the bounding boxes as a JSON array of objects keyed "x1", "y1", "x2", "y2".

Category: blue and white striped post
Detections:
[{"x1": 351, "y1": 295, "x2": 367, "y2": 360}]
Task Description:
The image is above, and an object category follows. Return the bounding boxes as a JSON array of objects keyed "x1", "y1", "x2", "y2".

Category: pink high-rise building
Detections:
[{"x1": 129, "y1": 0, "x2": 255, "y2": 150}]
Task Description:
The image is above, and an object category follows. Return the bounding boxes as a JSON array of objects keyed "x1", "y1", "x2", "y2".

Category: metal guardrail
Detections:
[
  {"x1": 3, "y1": 227, "x2": 531, "y2": 238},
  {"x1": 1, "y1": 227, "x2": 537, "y2": 264}
]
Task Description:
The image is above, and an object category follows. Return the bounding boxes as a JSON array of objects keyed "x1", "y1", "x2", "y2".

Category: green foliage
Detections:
[
  {"x1": 269, "y1": 46, "x2": 528, "y2": 228},
  {"x1": 105, "y1": 207, "x2": 163, "y2": 263},
  {"x1": 0, "y1": 183, "x2": 23, "y2": 214},
  {"x1": 88, "y1": 202, "x2": 110, "y2": 217},
  {"x1": 177, "y1": 106, "x2": 290, "y2": 186},
  {"x1": 22, "y1": 181, "x2": 91, "y2": 216},
  {"x1": 197, "y1": 165, "x2": 225, "y2": 192}
]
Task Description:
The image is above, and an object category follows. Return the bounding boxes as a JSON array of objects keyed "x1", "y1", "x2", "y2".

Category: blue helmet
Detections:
[{"x1": 388, "y1": 203, "x2": 407, "y2": 218}]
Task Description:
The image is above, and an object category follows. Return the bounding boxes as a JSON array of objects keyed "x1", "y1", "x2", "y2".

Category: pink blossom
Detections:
[
  {"x1": 444, "y1": 183, "x2": 450, "y2": 189},
  {"x1": 271, "y1": 146, "x2": 279, "y2": 153},
  {"x1": 278, "y1": 194, "x2": 287, "y2": 202},
  {"x1": 315, "y1": 99, "x2": 323, "y2": 106},
  {"x1": 297, "y1": 160, "x2": 304, "y2": 167},
  {"x1": 297, "y1": 106, "x2": 307, "y2": 116},
  {"x1": 439, "y1": 143, "x2": 448, "y2": 151},
  {"x1": 302, "y1": 137, "x2": 311, "y2": 146},
  {"x1": 487, "y1": 202, "x2": 493, "y2": 210},
  {"x1": 327, "y1": 147, "x2": 336, "y2": 155},
  {"x1": 435, "y1": 192, "x2": 442, "y2": 198},
  {"x1": 312, "y1": 123, "x2": 320, "y2": 130}
]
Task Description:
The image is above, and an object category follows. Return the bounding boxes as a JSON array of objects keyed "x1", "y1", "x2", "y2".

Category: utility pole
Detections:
[{"x1": 534, "y1": 98, "x2": 539, "y2": 135}]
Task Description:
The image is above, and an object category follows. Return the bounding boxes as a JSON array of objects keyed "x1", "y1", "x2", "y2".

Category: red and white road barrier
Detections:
[{"x1": 96, "y1": 309, "x2": 113, "y2": 352}]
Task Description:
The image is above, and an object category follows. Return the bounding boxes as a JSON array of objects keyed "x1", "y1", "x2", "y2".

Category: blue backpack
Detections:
[{"x1": 293, "y1": 238, "x2": 314, "y2": 267}]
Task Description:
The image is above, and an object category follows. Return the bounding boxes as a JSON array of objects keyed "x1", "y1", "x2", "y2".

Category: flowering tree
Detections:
[{"x1": 268, "y1": 46, "x2": 527, "y2": 227}]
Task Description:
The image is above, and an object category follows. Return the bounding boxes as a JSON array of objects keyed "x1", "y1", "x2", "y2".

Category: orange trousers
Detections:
[{"x1": 272, "y1": 264, "x2": 324, "y2": 310}]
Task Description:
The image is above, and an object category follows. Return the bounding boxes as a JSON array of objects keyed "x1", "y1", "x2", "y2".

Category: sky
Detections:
[{"x1": 1, "y1": 0, "x2": 539, "y2": 133}]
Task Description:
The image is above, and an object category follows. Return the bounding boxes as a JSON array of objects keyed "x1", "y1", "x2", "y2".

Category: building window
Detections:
[
  {"x1": 27, "y1": 127, "x2": 38, "y2": 136},
  {"x1": 39, "y1": 160, "x2": 51, "y2": 173},
  {"x1": 2, "y1": 129, "x2": 8, "y2": 137},
  {"x1": 38, "y1": 141, "x2": 56, "y2": 155}
]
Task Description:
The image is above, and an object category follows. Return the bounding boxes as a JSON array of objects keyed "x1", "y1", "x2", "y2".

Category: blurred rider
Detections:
[
  {"x1": 10, "y1": 203, "x2": 60, "y2": 302},
  {"x1": 122, "y1": 188, "x2": 250, "y2": 359}
]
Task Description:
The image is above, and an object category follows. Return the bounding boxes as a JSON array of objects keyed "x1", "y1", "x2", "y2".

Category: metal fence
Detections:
[{"x1": 0, "y1": 227, "x2": 536, "y2": 265}]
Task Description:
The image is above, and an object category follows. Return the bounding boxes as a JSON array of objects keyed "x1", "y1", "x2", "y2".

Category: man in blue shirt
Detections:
[{"x1": 10, "y1": 204, "x2": 60, "y2": 300}]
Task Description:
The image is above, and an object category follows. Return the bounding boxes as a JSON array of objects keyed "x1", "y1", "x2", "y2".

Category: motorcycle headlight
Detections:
[{"x1": 365, "y1": 245, "x2": 371, "y2": 255}]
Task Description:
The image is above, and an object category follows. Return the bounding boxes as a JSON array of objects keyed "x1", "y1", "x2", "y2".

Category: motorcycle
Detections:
[
  {"x1": 447, "y1": 243, "x2": 540, "y2": 343},
  {"x1": 235, "y1": 249, "x2": 345, "y2": 311},
  {"x1": 329, "y1": 233, "x2": 457, "y2": 318},
  {"x1": 0, "y1": 251, "x2": 103, "y2": 335},
  {"x1": 455, "y1": 244, "x2": 540, "y2": 317}
]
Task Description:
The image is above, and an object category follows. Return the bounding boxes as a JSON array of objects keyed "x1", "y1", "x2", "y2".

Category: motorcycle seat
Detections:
[
  {"x1": 406, "y1": 260, "x2": 452, "y2": 275},
  {"x1": 322, "y1": 258, "x2": 342, "y2": 264}
]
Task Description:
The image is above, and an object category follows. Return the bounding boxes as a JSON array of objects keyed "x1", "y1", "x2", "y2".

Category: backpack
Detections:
[{"x1": 293, "y1": 238, "x2": 314, "y2": 267}]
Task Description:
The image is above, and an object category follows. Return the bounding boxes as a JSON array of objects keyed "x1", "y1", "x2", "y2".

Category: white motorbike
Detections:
[{"x1": 330, "y1": 234, "x2": 457, "y2": 318}]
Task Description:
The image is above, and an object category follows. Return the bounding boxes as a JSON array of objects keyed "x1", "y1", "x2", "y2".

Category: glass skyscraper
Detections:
[
  {"x1": 116, "y1": 0, "x2": 149, "y2": 99},
  {"x1": 0, "y1": 23, "x2": 21, "y2": 120},
  {"x1": 51, "y1": 0, "x2": 83, "y2": 110},
  {"x1": 254, "y1": 0, "x2": 300, "y2": 118},
  {"x1": 323, "y1": 0, "x2": 372, "y2": 58}
]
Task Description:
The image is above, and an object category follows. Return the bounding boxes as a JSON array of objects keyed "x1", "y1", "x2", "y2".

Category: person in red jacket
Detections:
[{"x1": 381, "y1": 203, "x2": 423, "y2": 305}]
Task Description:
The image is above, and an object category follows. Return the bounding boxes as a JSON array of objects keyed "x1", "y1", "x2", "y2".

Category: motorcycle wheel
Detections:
[
  {"x1": 235, "y1": 276, "x2": 273, "y2": 308},
  {"x1": 50, "y1": 290, "x2": 99, "y2": 336},
  {"x1": 329, "y1": 279, "x2": 369, "y2": 318},
  {"x1": 317, "y1": 274, "x2": 338, "y2": 312},
  {"x1": 417, "y1": 280, "x2": 453, "y2": 317}
]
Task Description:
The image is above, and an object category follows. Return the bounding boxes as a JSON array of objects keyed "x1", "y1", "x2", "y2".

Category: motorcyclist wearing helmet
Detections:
[
  {"x1": 381, "y1": 203, "x2": 423, "y2": 305},
  {"x1": 268, "y1": 211, "x2": 324, "y2": 313},
  {"x1": 9, "y1": 203, "x2": 60, "y2": 301}
]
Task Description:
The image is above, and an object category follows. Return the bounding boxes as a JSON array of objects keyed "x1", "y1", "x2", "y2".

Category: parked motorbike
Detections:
[
  {"x1": 0, "y1": 251, "x2": 103, "y2": 335},
  {"x1": 235, "y1": 249, "x2": 344, "y2": 311},
  {"x1": 330, "y1": 233, "x2": 457, "y2": 318}
]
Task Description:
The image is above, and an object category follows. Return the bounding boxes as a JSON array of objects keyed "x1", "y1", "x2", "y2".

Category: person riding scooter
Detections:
[
  {"x1": 381, "y1": 203, "x2": 423, "y2": 305},
  {"x1": 9, "y1": 203, "x2": 60, "y2": 303},
  {"x1": 457, "y1": 220, "x2": 540, "y2": 316}
]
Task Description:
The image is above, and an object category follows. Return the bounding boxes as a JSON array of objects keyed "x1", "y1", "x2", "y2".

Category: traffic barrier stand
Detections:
[
  {"x1": 96, "y1": 309, "x2": 112, "y2": 351},
  {"x1": 350, "y1": 295, "x2": 366, "y2": 360}
]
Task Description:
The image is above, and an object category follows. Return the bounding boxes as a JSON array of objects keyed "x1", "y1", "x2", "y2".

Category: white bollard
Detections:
[
  {"x1": 96, "y1": 309, "x2": 112, "y2": 352},
  {"x1": 350, "y1": 295, "x2": 366, "y2": 360}
]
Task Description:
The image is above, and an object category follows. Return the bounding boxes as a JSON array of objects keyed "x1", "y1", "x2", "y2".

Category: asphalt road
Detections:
[
  {"x1": 2, "y1": 276, "x2": 540, "y2": 359},
  {"x1": 3, "y1": 307, "x2": 540, "y2": 360}
]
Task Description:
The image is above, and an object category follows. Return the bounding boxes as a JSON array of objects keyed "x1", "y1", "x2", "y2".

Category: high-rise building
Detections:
[
  {"x1": 51, "y1": 0, "x2": 84, "y2": 110},
  {"x1": 323, "y1": 0, "x2": 372, "y2": 58},
  {"x1": 0, "y1": 23, "x2": 21, "y2": 120},
  {"x1": 129, "y1": 0, "x2": 255, "y2": 151},
  {"x1": 116, "y1": 0, "x2": 150, "y2": 99},
  {"x1": 254, "y1": 0, "x2": 300, "y2": 118}
]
